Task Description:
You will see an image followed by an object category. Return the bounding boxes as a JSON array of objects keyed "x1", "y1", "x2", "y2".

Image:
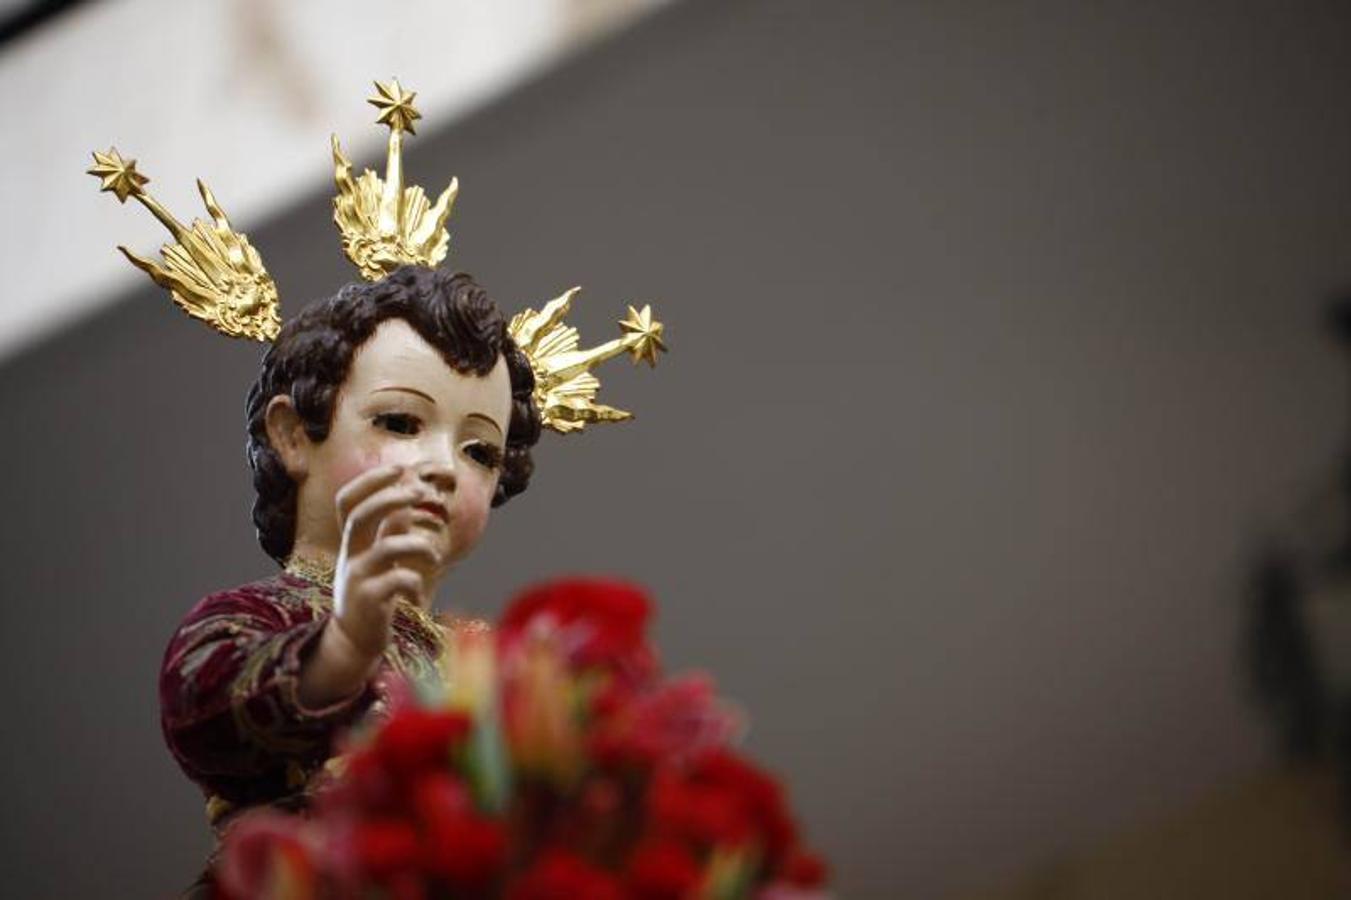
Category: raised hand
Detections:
[
  {"x1": 298, "y1": 464, "x2": 441, "y2": 707},
  {"x1": 331, "y1": 464, "x2": 442, "y2": 658}
]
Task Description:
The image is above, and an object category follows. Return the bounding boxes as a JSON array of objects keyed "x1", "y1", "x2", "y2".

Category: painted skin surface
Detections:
[
  {"x1": 262, "y1": 317, "x2": 513, "y2": 704},
  {"x1": 289, "y1": 317, "x2": 511, "y2": 573}
]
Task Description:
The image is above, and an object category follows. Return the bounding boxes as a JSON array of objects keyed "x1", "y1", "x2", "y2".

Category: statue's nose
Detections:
[{"x1": 415, "y1": 457, "x2": 456, "y2": 495}]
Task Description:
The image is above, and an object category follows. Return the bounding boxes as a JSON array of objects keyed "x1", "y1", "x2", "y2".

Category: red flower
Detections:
[
  {"x1": 381, "y1": 872, "x2": 428, "y2": 900},
  {"x1": 212, "y1": 580, "x2": 829, "y2": 897},
  {"x1": 500, "y1": 579, "x2": 659, "y2": 685},
  {"x1": 648, "y1": 767, "x2": 753, "y2": 847},
  {"x1": 395, "y1": 771, "x2": 508, "y2": 888},
  {"x1": 353, "y1": 818, "x2": 420, "y2": 878},
  {"x1": 589, "y1": 674, "x2": 738, "y2": 771},
  {"x1": 627, "y1": 839, "x2": 702, "y2": 900},
  {"x1": 373, "y1": 708, "x2": 472, "y2": 773},
  {"x1": 423, "y1": 813, "x2": 507, "y2": 887},
  {"x1": 504, "y1": 849, "x2": 626, "y2": 900},
  {"x1": 580, "y1": 777, "x2": 623, "y2": 820},
  {"x1": 648, "y1": 750, "x2": 799, "y2": 863},
  {"x1": 697, "y1": 750, "x2": 797, "y2": 860},
  {"x1": 779, "y1": 848, "x2": 829, "y2": 888},
  {"x1": 590, "y1": 679, "x2": 633, "y2": 719},
  {"x1": 327, "y1": 746, "x2": 396, "y2": 812},
  {"x1": 215, "y1": 810, "x2": 314, "y2": 900},
  {"x1": 410, "y1": 770, "x2": 472, "y2": 824}
]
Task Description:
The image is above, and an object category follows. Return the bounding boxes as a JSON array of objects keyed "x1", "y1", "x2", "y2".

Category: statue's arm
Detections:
[{"x1": 158, "y1": 588, "x2": 373, "y2": 793}]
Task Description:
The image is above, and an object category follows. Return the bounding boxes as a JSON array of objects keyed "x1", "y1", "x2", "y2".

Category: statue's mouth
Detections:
[{"x1": 413, "y1": 500, "x2": 450, "y2": 525}]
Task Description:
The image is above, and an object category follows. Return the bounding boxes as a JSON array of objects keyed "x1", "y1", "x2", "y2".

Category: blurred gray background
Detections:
[{"x1": 3, "y1": 0, "x2": 1351, "y2": 897}]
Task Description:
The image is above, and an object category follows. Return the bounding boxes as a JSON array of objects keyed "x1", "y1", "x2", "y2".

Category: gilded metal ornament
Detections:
[
  {"x1": 332, "y1": 79, "x2": 457, "y2": 280},
  {"x1": 508, "y1": 289, "x2": 667, "y2": 433},
  {"x1": 86, "y1": 148, "x2": 282, "y2": 342},
  {"x1": 88, "y1": 79, "x2": 668, "y2": 429}
]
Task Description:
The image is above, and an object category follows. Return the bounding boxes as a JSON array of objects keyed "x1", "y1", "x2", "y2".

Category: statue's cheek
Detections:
[
  {"x1": 449, "y1": 485, "x2": 493, "y2": 560},
  {"x1": 328, "y1": 446, "x2": 391, "y2": 490}
]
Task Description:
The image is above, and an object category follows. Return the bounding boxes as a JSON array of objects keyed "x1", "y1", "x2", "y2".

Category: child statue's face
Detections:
[{"x1": 276, "y1": 317, "x2": 512, "y2": 574}]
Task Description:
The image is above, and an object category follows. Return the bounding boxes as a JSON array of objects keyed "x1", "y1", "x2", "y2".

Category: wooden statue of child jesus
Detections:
[{"x1": 159, "y1": 266, "x2": 541, "y2": 836}]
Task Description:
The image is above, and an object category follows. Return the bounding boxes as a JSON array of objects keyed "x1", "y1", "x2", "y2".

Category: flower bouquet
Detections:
[{"x1": 214, "y1": 579, "x2": 829, "y2": 900}]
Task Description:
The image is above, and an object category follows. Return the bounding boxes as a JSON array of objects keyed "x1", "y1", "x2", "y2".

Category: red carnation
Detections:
[
  {"x1": 215, "y1": 810, "x2": 314, "y2": 900},
  {"x1": 648, "y1": 767, "x2": 754, "y2": 847},
  {"x1": 328, "y1": 746, "x2": 396, "y2": 812},
  {"x1": 626, "y1": 839, "x2": 702, "y2": 900},
  {"x1": 779, "y1": 847, "x2": 829, "y2": 888},
  {"x1": 690, "y1": 750, "x2": 797, "y2": 860},
  {"x1": 212, "y1": 579, "x2": 829, "y2": 898},
  {"x1": 354, "y1": 818, "x2": 420, "y2": 877},
  {"x1": 374, "y1": 708, "x2": 472, "y2": 773},
  {"x1": 504, "y1": 849, "x2": 626, "y2": 900},
  {"x1": 647, "y1": 749, "x2": 800, "y2": 865},
  {"x1": 423, "y1": 813, "x2": 507, "y2": 887},
  {"x1": 381, "y1": 872, "x2": 428, "y2": 900},
  {"x1": 590, "y1": 674, "x2": 739, "y2": 771},
  {"x1": 410, "y1": 770, "x2": 473, "y2": 825},
  {"x1": 500, "y1": 579, "x2": 659, "y2": 685}
]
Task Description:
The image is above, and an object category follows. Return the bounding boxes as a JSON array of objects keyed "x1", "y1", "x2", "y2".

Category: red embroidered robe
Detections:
[{"x1": 159, "y1": 570, "x2": 443, "y2": 834}]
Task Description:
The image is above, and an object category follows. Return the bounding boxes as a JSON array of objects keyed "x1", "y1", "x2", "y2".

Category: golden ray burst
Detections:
[
  {"x1": 509, "y1": 289, "x2": 667, "y2": 434},
  {"x1": 87, "y1": 151, "x2": 281, "y2": 341}
]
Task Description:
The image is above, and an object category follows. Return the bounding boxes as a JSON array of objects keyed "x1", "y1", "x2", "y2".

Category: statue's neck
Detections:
[{"x1": 284, "y1": 540, "x2": 442, "y2": 612}]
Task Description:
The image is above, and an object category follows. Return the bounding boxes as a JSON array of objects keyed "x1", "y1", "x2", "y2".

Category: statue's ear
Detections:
[{"x1": 264, "y1": 395, "x2": 311, "y2": 480}]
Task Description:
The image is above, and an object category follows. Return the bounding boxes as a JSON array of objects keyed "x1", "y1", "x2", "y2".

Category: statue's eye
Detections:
[
  {"x1": 464, "y1": 442, "x2": 504, "y2": 471},
  {"x1": 373, "y1": 412, "x2": 420, "y2": 436}
]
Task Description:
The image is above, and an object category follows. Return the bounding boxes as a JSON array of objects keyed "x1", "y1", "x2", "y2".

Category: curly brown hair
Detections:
[{"x1": 244, "y1": 266, "x2": 541, "y2": 563}]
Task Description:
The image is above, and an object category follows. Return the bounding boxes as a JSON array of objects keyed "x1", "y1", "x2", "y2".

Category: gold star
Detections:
[
  {"x1": 368, "y1": 78, "x2": 421, "y2": 135},
  {"x1": 620, "y1": 304, "x2": 667, "y2": 367},
  {"x1": 86, "y1": 148, "x2": 148, "y2": 203}
]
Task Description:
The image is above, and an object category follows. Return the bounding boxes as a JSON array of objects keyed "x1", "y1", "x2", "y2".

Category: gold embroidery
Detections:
[
  {"x1": 285, "y1": 759, "x2": 309, "y2": 789},
  {"x1": 283, "y1": 554, "x2": 335, "y2": 589},
  {"x1": 205, "y1": 794, "x2": 233, "y2": 824},
  {"x1": 229, "y1": 630, "x2": 317, "y2": 756},
  {"x1": 283, "y1": 555, "x2": 446, "y2": 657}
]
